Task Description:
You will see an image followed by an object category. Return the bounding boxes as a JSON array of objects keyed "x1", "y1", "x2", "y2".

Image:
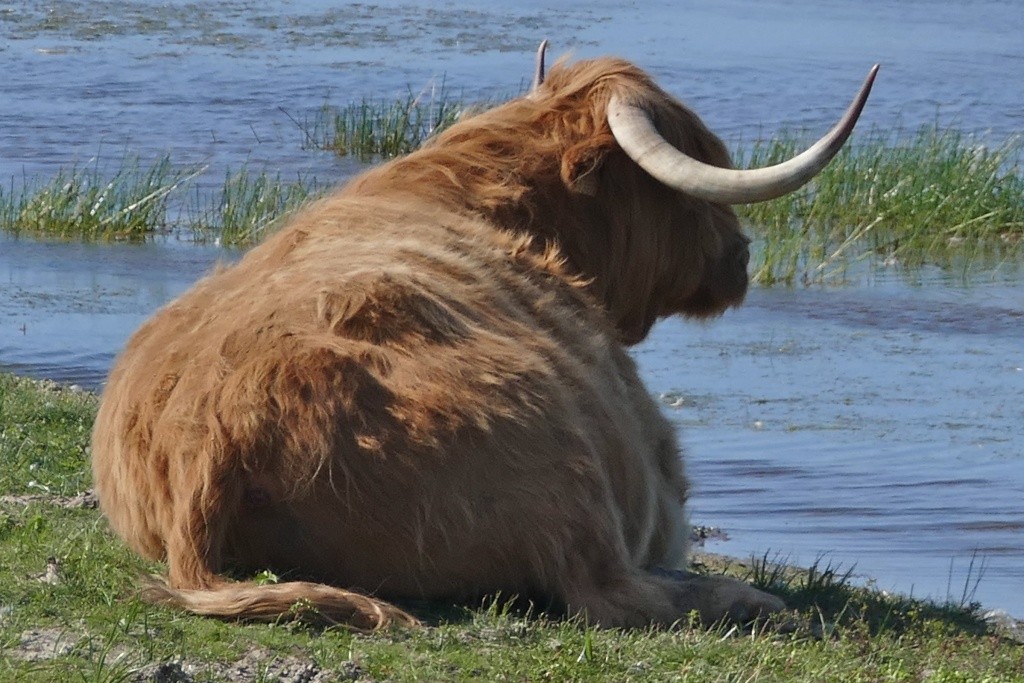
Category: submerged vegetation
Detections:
[
  {"x1": 1, "y1": 96, "x2": 1021, "y2": 283},
  {"x1": 0, "y1": 155, "x2": 201, "y2": 241},
  {"x1": 0, "y1": 160, "x2": 323, "y2": 246},
  {"x1": 301, "y1": 88, "x2": 468, "y2": 160},
  {"x1": 1, "y1": 372, "x2": 1021, "y2": 681},
  {"x1": 189, "y1": 168, "x2": 321, "y2": 246},
  {"x1": 739, "y1": 126, "x2": 1024, "y2": 284}
]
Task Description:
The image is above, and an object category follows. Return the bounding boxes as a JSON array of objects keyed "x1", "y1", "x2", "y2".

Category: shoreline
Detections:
[{"x1": 2, "y1": 371, "x2": 1022, "y2": 636}]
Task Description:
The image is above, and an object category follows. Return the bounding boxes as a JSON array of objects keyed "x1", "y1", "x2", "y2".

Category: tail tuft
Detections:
[{"x1": 140, "y1": 575, "x2": 419, "y2": 632}]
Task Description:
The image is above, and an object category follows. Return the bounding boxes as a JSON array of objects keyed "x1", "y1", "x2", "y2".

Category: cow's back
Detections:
[{"x1": 91, "y1": 195, "x2": 686, "y2": 599}]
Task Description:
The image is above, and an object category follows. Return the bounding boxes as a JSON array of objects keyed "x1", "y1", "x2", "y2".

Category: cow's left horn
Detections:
[
  {"x1": 607, "y1": 65, "x2": 879, "y2": 204},
  {"x1": 531, "y1": 40, "x2": 549, "y2": 92}
]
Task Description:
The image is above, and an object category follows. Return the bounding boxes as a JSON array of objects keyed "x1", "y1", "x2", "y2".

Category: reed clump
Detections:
[
  {"x1": 737, "y1": 126, "x2": 1024, "y2": 284},
  {"x1": 190, "y1": 168, "x2": 321, "y2": 246},
  {"x1": 305, "y1": 88, "x2": 468, "y2": 160},
  {"x1": 4, "y1": 116, "x2": 1022, "y2": 272},
  {"x1": 0, "y1": 160, "x2": 322, "y2": 246},
  {"x1": 0, "y1": 155, "x2": 200, "y2": 241},
  {"x1": 311, "y1": 103, "x2": 1024, "y2": 281}
]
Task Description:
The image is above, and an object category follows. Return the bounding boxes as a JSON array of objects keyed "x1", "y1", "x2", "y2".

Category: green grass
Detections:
[
  {"x1": 300, "y1": 88, "x2": 471, "y2": 160},
  {"x1": 3, "y1": 109, "x2": 1023, "y2": 279},
  {"x1": 1, "y1": 371, "x2": 1022, "y2": 681},
  {"x1": 737, "y1": 126, "x2": 1024, "y2": 284},
  {"x1": 0, "y1": 156, "x2": 202, "y2": 242},
  {"x1": 188, "y1": 168, "x2": 322, "y2": 246},
  {"x1": 0, "y1": 375, "x2": 95, "y2": 497},
  {"x1": 0, "y1": 161, "x2": 322, "y2": 247},
  {"x1": 305, "y1": 93, "x2": 1024, "y2": 282}
]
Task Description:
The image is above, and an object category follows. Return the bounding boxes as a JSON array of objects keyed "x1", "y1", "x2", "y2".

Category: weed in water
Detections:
[
  {"x1": 303, "y1": 86, "x2": 473, "y2": 160},
  {"x1": 946, "y1": 549, "x2": 989, "y2": 611},
  {"x1": 0, "y1": 155, "x2": 203, "y2": 241},
  {"x1": 737, "y1": 125, "x2": 1024, "y2": 284},
  {"x1": 5, "y1": 117, "x2": 1022, "y2": 271},
  {"x1": 189, "y1": 168, "x2": 321, "y2": 246}
]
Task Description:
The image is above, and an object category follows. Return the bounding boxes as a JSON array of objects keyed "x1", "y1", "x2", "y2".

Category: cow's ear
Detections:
[{"x1": 561, "y1": 133, "x2": 615, "y2": 196}]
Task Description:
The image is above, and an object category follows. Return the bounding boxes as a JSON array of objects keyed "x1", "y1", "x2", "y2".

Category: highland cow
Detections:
[{"x1": 91, "y1": 46, "x2": 877, "y2": 630}]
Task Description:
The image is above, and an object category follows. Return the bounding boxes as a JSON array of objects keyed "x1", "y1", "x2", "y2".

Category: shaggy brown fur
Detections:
[{"x1": 91, "y1": 56, "x2": 781, "y2": 630}]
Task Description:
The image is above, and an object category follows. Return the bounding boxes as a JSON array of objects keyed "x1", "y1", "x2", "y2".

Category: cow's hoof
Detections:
[{"x1": 672, "y1": 575, "x2": 786, "y2": 625}]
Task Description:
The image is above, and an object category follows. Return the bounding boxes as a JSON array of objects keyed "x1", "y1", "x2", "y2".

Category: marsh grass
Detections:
[
  {"x1": 2, "y1": 372, "x2": 1022, "y2": 682},
  {"x1": 0, "y1": 161, "x2": 323, "y2": 247},
  {"x1": 189, "y1": 169, "x2": 322, "y2": 246},
  {"x1": 4, "y1": 116, "x2": 1023, "y2": 275},
  {"x1": 737, "y1": 126, "x2": 1024, "y2": 284},
  {"x1": 302, "y1": 87, "x2": 471, "y2": 160},
  {"x1": 0, "y1": 156, "x2": 202, "y2": 242},
  {"x1": 946, "y1": 550, "x2": 989, "y2": 611},
  {"x1": 302, "y1": 111, "x2": 1024, "y2": 282},
  {"x1": 304, "y1": 96, "x2": 1024, "y2": 282}
]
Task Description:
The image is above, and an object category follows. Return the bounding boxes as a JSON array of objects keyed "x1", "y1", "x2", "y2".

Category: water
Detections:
[
  {"x1": 1, "y1": 0, "x2": 1022, "y2": 617},
  {"x1": 636, "y1": 281, "x2": 1024, "y2": 615},
  {"x1": 2, "y1": 0, "x2": 1021, "y2": 186},
  {"x1": 0, "y1": 233, "x2": 237, "y2": 383}
]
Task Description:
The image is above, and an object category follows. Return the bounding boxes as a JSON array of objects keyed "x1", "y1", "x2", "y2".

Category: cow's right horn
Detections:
[{"x1": 607, "y1": 65, "x2": 879, "y2": 205}]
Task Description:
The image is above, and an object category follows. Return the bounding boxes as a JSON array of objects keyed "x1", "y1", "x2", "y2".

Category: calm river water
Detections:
[{"x1": 1, "y1": 0, "x2": 1022, "y2": 617}]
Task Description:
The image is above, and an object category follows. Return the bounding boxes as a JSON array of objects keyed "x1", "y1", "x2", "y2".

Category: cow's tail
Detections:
[
  {"x1": 140, "y1": 576, "x2": 419, "y2": 631},
  {"x1": 137, "y1": 443, "x2": 419, "y2": 632}
]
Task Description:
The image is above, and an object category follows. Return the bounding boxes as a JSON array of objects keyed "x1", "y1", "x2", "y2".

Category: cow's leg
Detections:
[
  {"x1": 555, "y1": 543, "x2": 784, "y2": 627},
  {"x1": 668, "y1": 574, "x2": 787, "y2": 624},
  {"x1": 547, "y1": 478, "x2": 784, "y2": 627},
  {"x1": 164, "y1": 459, "x2": 241, "y2": 591},
  {"x1": 649, "y1": 567, "x2": 786, "y2": 623},
  {"x1": 558, "y1": 560, "x2": 686, "y2": 627}
]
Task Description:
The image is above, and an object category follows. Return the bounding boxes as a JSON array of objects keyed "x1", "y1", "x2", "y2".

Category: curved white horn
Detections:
[
  {"x1": 607, "y1": 65, "x2": 879, "y2": 204},
  {"x1": 532, "y1": 40, "x2": 549, "y2": 91}
]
